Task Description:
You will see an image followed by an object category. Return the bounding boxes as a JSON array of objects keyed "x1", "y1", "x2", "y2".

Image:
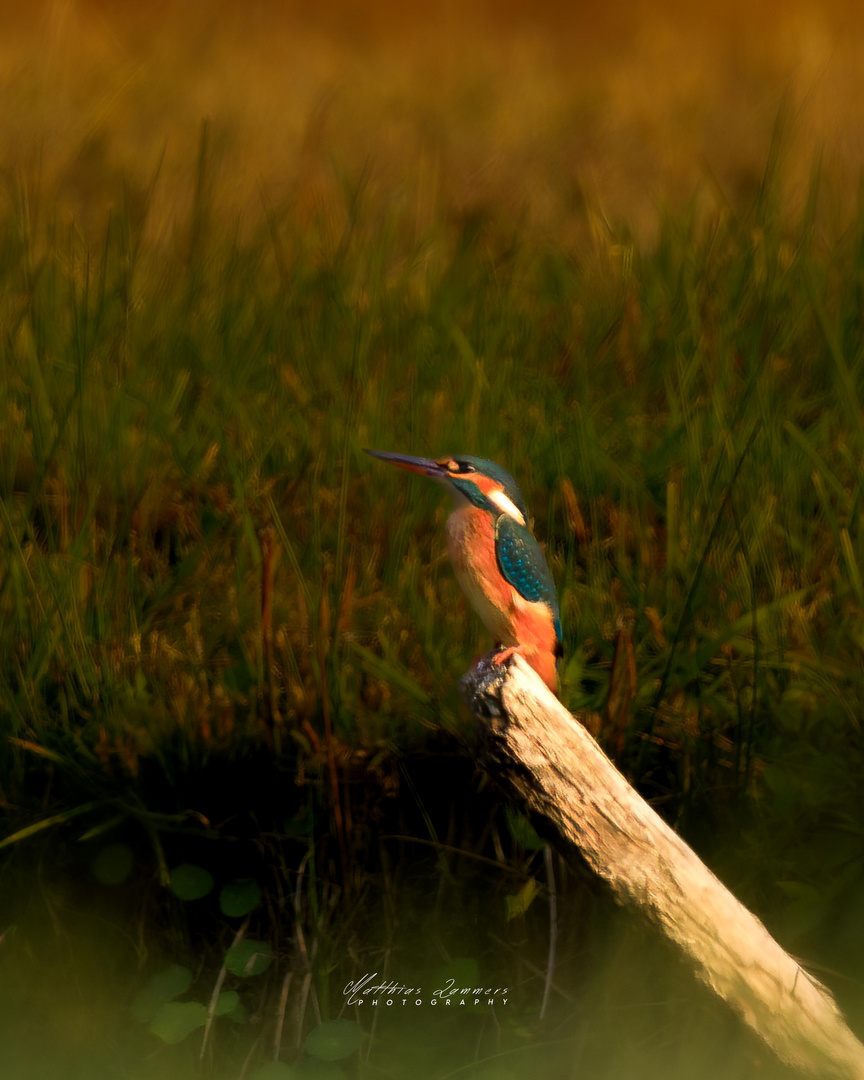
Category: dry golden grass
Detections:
[{"x1": 2, "y1": 0, "x2": 864, "y2": 244}]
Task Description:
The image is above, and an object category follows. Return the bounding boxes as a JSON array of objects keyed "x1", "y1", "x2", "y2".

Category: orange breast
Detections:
[
  {"x1": 446, "y1": 506, "x2": 514, "y2": 642},
  {"x1": 445, "y1": 506, "x2": 559, "y2": 688}
]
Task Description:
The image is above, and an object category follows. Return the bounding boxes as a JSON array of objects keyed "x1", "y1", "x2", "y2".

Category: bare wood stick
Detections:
[{"x1": 460, "y1": 653, "x2": 864, "y2": 1079}]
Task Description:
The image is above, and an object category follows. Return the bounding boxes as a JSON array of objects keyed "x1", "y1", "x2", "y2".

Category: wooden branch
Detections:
[{"x1": 460, "y1": 653, "x2": 864, "y2": 1079}]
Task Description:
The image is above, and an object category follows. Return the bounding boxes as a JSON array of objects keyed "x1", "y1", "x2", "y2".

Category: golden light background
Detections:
[{"x1": 3, "y1": 0, "x2": 864, "y2": 244}]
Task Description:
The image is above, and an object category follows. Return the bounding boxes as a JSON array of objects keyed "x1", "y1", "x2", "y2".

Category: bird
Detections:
[{"x1": 365, "y1": 450, "x2": 562, "y2": 693}]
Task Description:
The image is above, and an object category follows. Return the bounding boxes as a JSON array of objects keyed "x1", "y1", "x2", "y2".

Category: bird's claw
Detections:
[{"x1": 491, "y1": 645, "x2": 520, "y2": 667}]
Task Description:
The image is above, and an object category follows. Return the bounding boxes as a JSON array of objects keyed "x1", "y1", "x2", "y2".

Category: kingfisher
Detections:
[{"x1": 365, "y1": 450, "x2": 562, "y2": 693}]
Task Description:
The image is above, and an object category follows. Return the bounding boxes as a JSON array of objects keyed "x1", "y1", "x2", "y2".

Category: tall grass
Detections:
[{"x1": 2, "y1": 124, "x2": 864, "y2": 1075}]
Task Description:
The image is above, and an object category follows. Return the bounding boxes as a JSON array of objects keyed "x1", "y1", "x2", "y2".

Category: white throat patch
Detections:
[{"x1": 488, "y1": 489, "x2": 526, "y2": 526}]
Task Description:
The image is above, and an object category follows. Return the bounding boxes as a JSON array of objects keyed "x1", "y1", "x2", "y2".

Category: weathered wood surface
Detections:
[{"x1": 460, "y1": 653, "x2": 864, "y2": 1079}]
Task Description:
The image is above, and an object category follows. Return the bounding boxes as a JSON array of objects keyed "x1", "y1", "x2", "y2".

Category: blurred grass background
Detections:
[
  {"x1": 5, "y1": 0, "x2": 864, "y2": 243},
  {"x1": 3, "y1": 1, "x2": 864, "y2": 1077}
]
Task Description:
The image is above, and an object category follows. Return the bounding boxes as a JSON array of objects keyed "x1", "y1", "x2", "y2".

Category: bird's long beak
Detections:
[{"x1": 364, "y1": 449, "x2": 449, "y2": 478}]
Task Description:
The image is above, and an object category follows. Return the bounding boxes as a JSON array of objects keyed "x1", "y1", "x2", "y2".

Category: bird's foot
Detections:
[
  {"x1": 491, "y1": 645, "x2": 520, "y2": 666},
  {"x1": 490, "y1": 644, "x2": 559, "y2": 696}
]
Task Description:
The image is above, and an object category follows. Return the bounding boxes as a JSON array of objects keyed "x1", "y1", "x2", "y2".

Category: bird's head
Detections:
[{"x1": 365, "y1": 450, "x2": 529, "y2": 524}]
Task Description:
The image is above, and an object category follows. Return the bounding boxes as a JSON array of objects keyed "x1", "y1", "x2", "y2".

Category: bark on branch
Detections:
[{"x1": 460, "y1": 653, "x2": 864, "y2": 1079}]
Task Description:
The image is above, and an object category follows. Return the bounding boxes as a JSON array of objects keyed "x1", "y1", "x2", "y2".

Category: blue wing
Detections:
[{"x1": 495, "y1": 514, "x2": 562, "y2": 646}]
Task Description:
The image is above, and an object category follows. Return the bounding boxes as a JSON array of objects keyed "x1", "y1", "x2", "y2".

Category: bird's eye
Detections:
[{"x1": 442, "y1": 458, "x2": 476, "y2": 474}]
